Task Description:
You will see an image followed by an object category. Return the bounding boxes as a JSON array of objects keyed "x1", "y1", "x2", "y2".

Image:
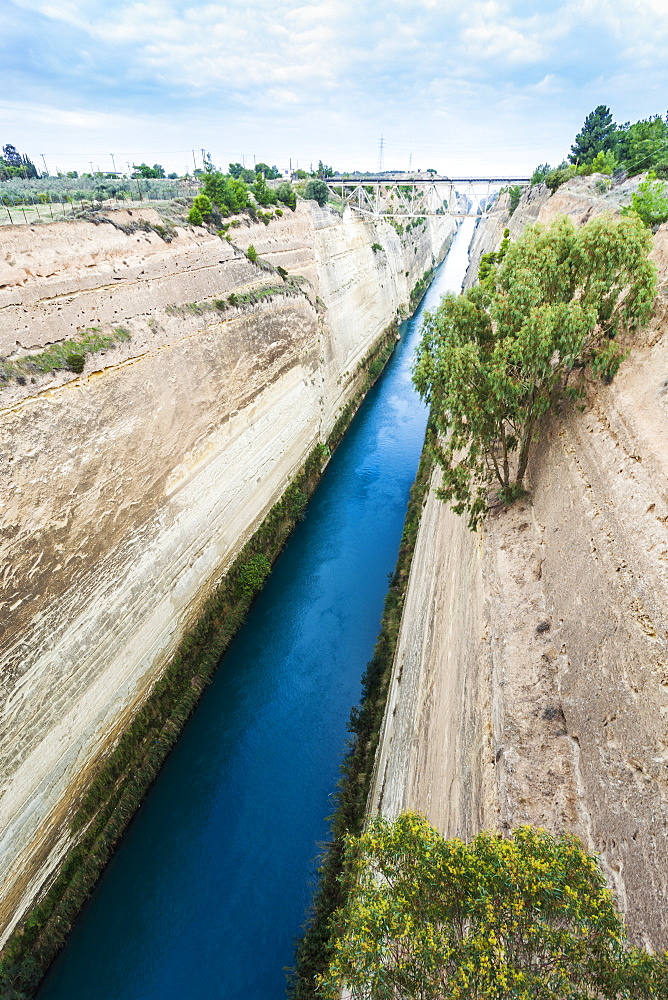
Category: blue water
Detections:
[{"x1": 38, "y1": 218, "x2": 474, "y2": 1000}]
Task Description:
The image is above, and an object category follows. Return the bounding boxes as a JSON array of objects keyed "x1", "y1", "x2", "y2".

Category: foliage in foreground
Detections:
[
  {"x1": 320, "y1": 814, "x2": 668, "y2": 1000},
  {"x1": 412, "y1": 213, "x2": 656, "y2": 528}
]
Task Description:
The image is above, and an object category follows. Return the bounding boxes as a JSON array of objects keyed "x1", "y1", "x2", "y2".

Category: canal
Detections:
[{"x1": 38, "y1": 217, "x2": 475, "y2": 1000}]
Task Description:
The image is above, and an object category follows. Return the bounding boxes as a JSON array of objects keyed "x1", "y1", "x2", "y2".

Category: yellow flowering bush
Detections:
[{"x1": 319, "y1": 813, "x2": 667, "y2": 999}]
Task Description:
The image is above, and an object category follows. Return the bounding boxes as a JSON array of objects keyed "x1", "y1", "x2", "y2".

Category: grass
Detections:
[
  {"x1": 0, "y1": 321, "x2": 401, "y2": 1000},
  {"x1": 164, "y1": 285, "x2": 303, "y2": 319},
  {"x1": 409, "y1": 267, "x2": 434, "y2": 311},
  {"x1": 0, "y1": 327, "x2": 131, "y2": 389}
]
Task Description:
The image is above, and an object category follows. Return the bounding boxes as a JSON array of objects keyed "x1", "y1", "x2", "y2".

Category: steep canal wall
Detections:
[
  {"x1": 0, "y1": 202, "x2": 456, "y2": 952},
  {"x1": 371, "y1": 177, "x2": 668, "y2": 951}
]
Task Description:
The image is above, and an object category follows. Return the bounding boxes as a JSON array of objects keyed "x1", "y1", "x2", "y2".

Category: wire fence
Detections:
[{"x1": 0, "y1": 177, "x2": 201, "y2": 226}]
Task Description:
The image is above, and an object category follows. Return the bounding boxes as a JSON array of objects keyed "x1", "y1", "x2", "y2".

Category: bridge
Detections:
[{"x1": 325, "y1": 173, "x2": 531, "y2": 218}]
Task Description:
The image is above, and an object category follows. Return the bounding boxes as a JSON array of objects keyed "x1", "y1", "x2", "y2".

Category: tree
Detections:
[
  {"x1": 276, "y1": 181, "x2": 296, "y2": 210},
  {"x1": 507, "y1": 184, "x2": 522, "y2": 215},
  {"x1": 188, "y1": 193, "x2": 212, "y2": 225},
  {"x1": 255, "y1": 161, "x2": 281, "y2": 179},
  {"x1": 132, "y1": 163, "x2": 165, "y2": 178},
  {"x1": 303, "y1": 178, "x2": 329, "y2": 206},
  {"x1": 252, "y1": 171, "x2": 277, "y2": 206},
  {"x1": 0, "y1": 143, "x2": 38, "y2": 179},
  {"x1": 412, "y1": 214, "x2": 656, "y2": 528},
  {"x1": 2, "y1": 144, "x2": 21, "y2": 167},
  {"x1": 530, "y1": 163, "x2": 551, "y2": 185},
  {"x1": 569, "y1": 105, "x2": 617, "y2": 164},
  {"x1": 622, "y1": 171, "x2": 668, "y2": 227},
  {"x1": 616, "y1": 115, "x2": 668, "y2": 175},
  {"x1": 320, "y1": 813, "x2": 663, "y2": 1000},
  {"x1": 201, "y1": 172, "x2": 250, "y2": 214}
]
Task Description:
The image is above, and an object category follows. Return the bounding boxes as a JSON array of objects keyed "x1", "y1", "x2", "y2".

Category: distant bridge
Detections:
[{"x1": 326, "y1": 173, "x2": 531, "y2": 218}]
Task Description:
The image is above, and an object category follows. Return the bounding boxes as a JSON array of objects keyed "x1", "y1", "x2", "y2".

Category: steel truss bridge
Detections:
[{"x1": 326, "y1": 173, "x2": 531, "y2": 218}]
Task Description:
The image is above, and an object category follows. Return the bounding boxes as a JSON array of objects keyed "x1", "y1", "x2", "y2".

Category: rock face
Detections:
[
  {"x1": 0, "y1": 202, "x2": 456, "y2": 944},
  {"x1": 371, "y1": 180, "x2": 668, "y2": 950}
]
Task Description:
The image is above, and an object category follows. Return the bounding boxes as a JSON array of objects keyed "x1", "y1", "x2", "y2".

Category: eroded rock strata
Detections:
[
  {"x1": 372, "y1": 179, "x2": 668, "y2": 950},
  {"x1": 0, "y1": 202, "x2": 456, "y2": 945}
]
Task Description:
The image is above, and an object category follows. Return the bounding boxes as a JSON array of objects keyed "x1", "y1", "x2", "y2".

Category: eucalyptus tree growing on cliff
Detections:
[{"x1": 412, "y1": 214, "x2": 657, "y2": 528}]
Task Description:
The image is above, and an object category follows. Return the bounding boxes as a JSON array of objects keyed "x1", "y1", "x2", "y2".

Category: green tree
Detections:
[
  {"x1": 252, "y1": 171, "x2": 277, "y2": 206},
  {"x1": 188, "y1": 193, "x2": 212, "y2": 224},
  {"x1": 201, "y1": 172, "x2": 250, "y2": 214},
  {"x1": 616, "y1": 115, "x2": 668, "y2": 175},
  {"x1": 304, "y1": 178, "x2": 329, "y2": 206},
  {"x1": 412, "y1": 214, "x2": 656, "y2": 528},
  {"x1": 569, "y1": 105, "x2": 617, "y2": 164},
  {"x1": 507, "y1": 184, "x2": 522, "y2": 215},
  {"x1": 530, "y1": 163, "x2": 551, "y2": 185},
  {"x1": 255, "y1": 161, "x2": 281, "y2": 179},
  {"x1": 276, "y1": 181, "x2": 296, "y2": 210},
  {"x1": 0, "y1": 143, "x2": 38, "y2": 179},
  {"x1": 320, "y1": 813, "x2": 663, "y2": 1000},
  {"x1": 622, "y1": 171, "x2": 668, "y2": 227},
  {"x1": 246, "y1": 244, "x2": 258, "y2": 262},
  {"x1": 132, "y1": 163, "x2": 165, "y2": 178}
]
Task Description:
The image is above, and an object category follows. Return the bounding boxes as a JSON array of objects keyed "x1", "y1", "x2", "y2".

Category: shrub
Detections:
[
  {"x1": 188, "y1": 205, "x2": 203, "y2": 225},
  {"x1": 246, "y1": 244, "x2": 258, "y2": 262},
  {"x1": 238, "y1": 555, "x2": 271, "y2": 595},
  {"x1": 545, "y1": 164, "x2": 577, "y2": 191},
  {"x1": 320, "y1": 814, "x2": 665, "y2": 1000},
  {"x1": 66, "y1": 352, "x2": 85, "y2": 373}
]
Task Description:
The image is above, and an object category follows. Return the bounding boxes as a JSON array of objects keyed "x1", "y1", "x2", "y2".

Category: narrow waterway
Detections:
[{"x1": 38, "y1": 218, "x2": 475, "y2": 1000}]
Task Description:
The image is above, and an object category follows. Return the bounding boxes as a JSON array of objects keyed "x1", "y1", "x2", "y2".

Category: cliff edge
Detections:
[
  {"x1": 371, "y1": 180, "x2": 668, "y2": 951},
  {"x1": 0, "y1": 202, "x2": 455, "y2": 947}
]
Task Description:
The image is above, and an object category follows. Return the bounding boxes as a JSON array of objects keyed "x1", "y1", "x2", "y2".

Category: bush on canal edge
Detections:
[
  {"x1": 0, "y1": 321, "x2": 401, "y2": 1000},
  {"x1": 288, "y1": 420, "x2": 436, "y2": 1000}
]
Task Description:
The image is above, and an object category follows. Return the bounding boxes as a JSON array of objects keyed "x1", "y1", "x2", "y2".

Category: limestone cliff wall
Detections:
[
  {"x1": 0, "y1": 202, "x2": 456, "y2": 943},
  {"x1": 371, "y1": 180, "x2": 668, "y2": 950}
]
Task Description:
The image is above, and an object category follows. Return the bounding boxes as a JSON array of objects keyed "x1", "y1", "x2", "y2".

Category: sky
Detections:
[{"x1": 3, "y1": 0, "x2": 668, "y2": 177}]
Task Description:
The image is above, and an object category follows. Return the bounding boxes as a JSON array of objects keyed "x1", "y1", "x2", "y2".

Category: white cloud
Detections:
[{"x1": 6, "y1": 0, "x2": 668, "y2": 175}]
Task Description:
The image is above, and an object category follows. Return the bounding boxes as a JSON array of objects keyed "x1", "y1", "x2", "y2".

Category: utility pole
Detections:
[
  {"x1": 192, "y1": 149, "x2": 197, "y2": 173},
  {"x1": 110, "y1": 153, "x2": 117, "y2": 173},
  {"x1": 41, "y1": 154, "x2": 48, "y2": 176},
  {"x1": 378, "y1": 135, "x2": 384, "y2": 173},
  {"x1": 90, "y1": 161, "x2": 94, "y2": 176}
]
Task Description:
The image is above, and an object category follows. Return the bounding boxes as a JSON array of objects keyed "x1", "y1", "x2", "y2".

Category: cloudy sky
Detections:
[{"x1": 3, "y1": 0, "x2": 668, "y2": 177}]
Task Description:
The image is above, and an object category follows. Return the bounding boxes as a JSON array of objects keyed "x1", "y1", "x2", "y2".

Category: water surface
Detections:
[{"x1": 38, "y1": 217, "x2": 475, "y2": 1000}]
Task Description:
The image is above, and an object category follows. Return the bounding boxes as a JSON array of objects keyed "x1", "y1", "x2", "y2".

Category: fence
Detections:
[{"x1": 0, "y1": 178, "x2": 201, "y2": 226}]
